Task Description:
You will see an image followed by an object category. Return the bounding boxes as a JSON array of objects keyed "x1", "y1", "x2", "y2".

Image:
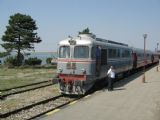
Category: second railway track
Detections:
[
  {"x1": 0, "y1": 94, "x2": 82, "y2": 120},
  {"x1": 0, "y1": 79, "x2": 58, "y2": 100}
]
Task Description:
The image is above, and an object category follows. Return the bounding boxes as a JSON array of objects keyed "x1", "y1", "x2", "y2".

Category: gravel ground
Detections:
[
  {"x1": 0, "y1": 81, "x2": 53, "y2": 98},
  {"x1": 1, "y1": 96, "x2": 73, "y2": 120},
  {"x1": 0, "y1": 84, "x2": 59, "y2": 114}
]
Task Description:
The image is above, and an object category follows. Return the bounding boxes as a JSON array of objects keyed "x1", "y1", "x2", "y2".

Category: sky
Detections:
[{"x1": 0, "y1": 0, "x2": 160, "y2": 52}]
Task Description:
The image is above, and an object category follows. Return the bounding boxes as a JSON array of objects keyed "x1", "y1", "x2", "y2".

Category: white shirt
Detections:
[{"x1": 107, "y1": 68, "x2": 115, "y2": 78}]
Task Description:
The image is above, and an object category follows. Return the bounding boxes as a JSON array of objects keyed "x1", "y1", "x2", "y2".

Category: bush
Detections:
[
  {"x1": 25, "y1": 57, "x2": 42, "y2": 65},
  {"x1": 3, "y1": 53, "x2": 24, "y2": 66},
  {"x1": 4, "y1": 56, "x2": 18, "y2": 67},
  {"x1": 46, "y1": 57, "x2": 52, "y2": 64},
  {"x1": 0, "y1": 52, "x2": 10, "y2": 58}
]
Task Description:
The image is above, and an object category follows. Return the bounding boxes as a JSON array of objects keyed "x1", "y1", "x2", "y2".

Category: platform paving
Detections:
[{"x1": 40, "y1": 65, "x2": 160, "y2": 120}]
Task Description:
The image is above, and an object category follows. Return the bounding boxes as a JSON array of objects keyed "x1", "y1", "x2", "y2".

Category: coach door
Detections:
[{"x1": 95, "y1": 46, "x2": 101, "y2": 76}]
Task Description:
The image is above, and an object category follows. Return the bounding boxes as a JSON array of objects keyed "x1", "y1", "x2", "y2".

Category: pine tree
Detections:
[
  {"x1": 1, "y1": 13, "x2": 42, "y2": 66},
  {"x1": 79, "y1": 28, "x2": 91, "y2": 34}
]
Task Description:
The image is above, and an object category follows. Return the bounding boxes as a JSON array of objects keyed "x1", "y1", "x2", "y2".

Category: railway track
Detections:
[
  {"x1": 0, "y1": 79, "x2": 58, "y2": 100},
  {"x1": 0, "y1": 94, "x2": 82, "y2": 120},
  {"x1": 1, "y1": 64, "x2": 157, "y2": 120}
]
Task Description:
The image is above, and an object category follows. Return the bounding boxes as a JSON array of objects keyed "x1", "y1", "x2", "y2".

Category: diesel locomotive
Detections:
[{"x1": 56, "y1": 34, "x2": 159, "y2": 95}]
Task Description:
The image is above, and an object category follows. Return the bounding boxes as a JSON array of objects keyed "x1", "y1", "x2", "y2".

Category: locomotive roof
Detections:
[
  {"x1": 58, "y1": 34, "x2": 156, "y2": 55},
  {"x1": 59, "y1": 34, "x2": 130, "y2": 49},
  {"x1": 59, "y1": 34, "x2": 94, "y2": 45}
]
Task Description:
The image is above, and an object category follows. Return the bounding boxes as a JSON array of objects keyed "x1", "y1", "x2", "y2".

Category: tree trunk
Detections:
[{"x1": 17, "y1": 34, "x2": 21, "y2": 66}]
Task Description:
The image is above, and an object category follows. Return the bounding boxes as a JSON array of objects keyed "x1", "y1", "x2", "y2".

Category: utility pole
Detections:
[
  {"x1": 157, "y1": 43, "x2": 159, "y2": 72},
  {"x1": 142, "y1": 34, "x2": 147, "y2": 83}
]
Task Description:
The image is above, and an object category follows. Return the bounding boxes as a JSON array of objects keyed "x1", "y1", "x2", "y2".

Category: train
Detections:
[{"x1": 56, "y1": 33, "x2": 159, "y2": 95}]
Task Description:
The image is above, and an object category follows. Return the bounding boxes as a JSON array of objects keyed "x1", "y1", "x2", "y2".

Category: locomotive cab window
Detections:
[
  {"x1": 74, "y1": 46, "x2": 89, "y2": 58},
  {"x1": 91, "y1": 46, "x2": 96, "y2": 58},
  {"x1": 59, "y1": 46, "x2": 70, "y2": 58}
]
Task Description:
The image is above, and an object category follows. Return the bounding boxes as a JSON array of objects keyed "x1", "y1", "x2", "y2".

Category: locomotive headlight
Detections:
[
  {"x1": 58, "y1": 68, "x2": 63, "y2": 73},
  {"x1": 81, "y1": 68, "x2": 86, "y2": 74},
  {"x1": 68, "y1": 37, "x2": 76, "y2": 45}
]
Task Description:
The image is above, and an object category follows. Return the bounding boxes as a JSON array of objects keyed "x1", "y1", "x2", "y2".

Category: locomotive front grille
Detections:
[
  {"x1": 66, "y1": 62, "x2": 76, "y2": 69},
  {"x1": 72, "y1": 63, "x2": 76, "y2": 69},
  {"x1": 66, "y1": 62, "x2": 71, "y2": 69}
]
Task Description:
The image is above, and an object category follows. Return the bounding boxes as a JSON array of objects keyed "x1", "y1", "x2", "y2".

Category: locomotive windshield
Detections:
[
  {"x1": 59, "y1": 46, "x2": 70, "y2": 58},
  {"x1": 74, "y1": 46, "x2": 89, "y2": 58}
]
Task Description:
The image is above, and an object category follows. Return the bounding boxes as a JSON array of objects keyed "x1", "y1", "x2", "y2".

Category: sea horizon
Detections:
[{"x1": 0, "y1": 52, "x2": 57, "y2": 65}]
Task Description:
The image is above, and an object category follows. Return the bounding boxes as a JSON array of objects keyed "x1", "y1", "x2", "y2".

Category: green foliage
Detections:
[
  {"x1": 0, "y1": 68, "x2": 57, "y2": 90},
  {"x1": 79, "y1": 28, "x2": 91, "y2": 34},
  {"x1": 46, "y1": 57, "x2": 52, "y2": 64},
  {"x1": 4, "y1": 56, "x2": 18, "y2": 66},
  {"x1": 0, "y1": 52, "x2": 10, "y2": 58},
  {"x1": 25, "y1": 57, "x2": 42, "y2": 65},
  {"x1": 2, "y1": 53, "x2": 24, "y2": 66},
  {"x1": 1, "y1": 13, "x2": 42, "y2": 66}
]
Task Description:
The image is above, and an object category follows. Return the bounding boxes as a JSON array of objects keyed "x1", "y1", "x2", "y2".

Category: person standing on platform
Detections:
[{"x1": 107, "y1": 66, "x2": 115, "y2": 91}]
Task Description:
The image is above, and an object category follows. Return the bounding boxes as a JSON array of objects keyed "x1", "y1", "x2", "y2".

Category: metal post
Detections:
[
  {"x1": 157, "y1": 43, "x2": 159, "y2": 72},
  {"x1": 142, "y1": 34, "x2": 147, "y2": 83}
]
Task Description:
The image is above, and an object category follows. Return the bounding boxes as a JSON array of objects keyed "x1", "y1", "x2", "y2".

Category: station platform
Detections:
[{"x1": 40, "y1": 65, "x2": 160, "y2": 120}]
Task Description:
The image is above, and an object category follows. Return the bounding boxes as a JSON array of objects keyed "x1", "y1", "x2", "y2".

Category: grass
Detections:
[{"x1": 0, "y1": 67, "x2": 57, "y2": 90}]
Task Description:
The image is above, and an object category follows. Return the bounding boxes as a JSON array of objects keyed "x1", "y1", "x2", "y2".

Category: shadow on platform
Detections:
[
  {"x1": 114, "y1": 64, "x2": 157, "y2": 89},
  {"x1": 88, "y1": 64, "x2": 158, "y2": 94}
]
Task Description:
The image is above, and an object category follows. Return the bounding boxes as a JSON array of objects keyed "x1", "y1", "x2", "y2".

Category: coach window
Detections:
[
  {"x1": 108, "y1": 49, "x2": 112, "y2": 58},
  {"x1": 59, "y1": 46, "x2": 70, "y2": 58},
  {"x1": 117, "y1": 49, "x2": 120, "y2": 57},
  {"x1": 112, "y1": 49, "x2": 116, "y2": 58},
  {"x1": 122, "y1": 49, "x2": 130, "y2": 57},
  {"x1": 125, "y1": 50, "x2": 130, "y2": 57},
  {"x1": 121, "y1": 49, "x2": 125, "y2": 57},
  {"x1": 74, "y1": 46, "x2": 89, "y2": 58},
  {"x1": 108, "y1": 48, "x2": 116, "y2": 58}
]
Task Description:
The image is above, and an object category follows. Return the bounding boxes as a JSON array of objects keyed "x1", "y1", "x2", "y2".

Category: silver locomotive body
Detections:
[
  {"x1": 57, "y1": 34, "x2": 97, "y2": 94},
  {"x1": 57, "y1": 34, "x2": 134, "y2": 95}
]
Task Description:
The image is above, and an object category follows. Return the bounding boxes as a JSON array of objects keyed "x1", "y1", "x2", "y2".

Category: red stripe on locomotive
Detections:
[{"x1": 58, "y1": 74, "x2": 86, "y2": 83}]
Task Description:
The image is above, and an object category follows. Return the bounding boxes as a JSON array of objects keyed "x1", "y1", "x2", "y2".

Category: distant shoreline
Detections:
[
  {"x1": 23, "y1": 51, "x2": 57, "y2": 53},
  {"x1": 0, "y1": 51, "x2": 57, "y2": 53},
  {"x1": 0, "y1": 52, "x2": 57, "y2": 65}
]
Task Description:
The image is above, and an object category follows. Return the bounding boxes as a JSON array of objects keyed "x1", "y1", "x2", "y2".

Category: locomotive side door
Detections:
[
  {"x1": 95, "y1": 46, "x2": 108, "y2": 76},
  {"x1": 92, "y1": 45, "x2": 107, "y2": 76},
  {"x1": 95, "y1": 46, "x2": 101, "y2": 76},
  {"x1": 101, "y1": 49, "x2": 107, "y2": 66}
]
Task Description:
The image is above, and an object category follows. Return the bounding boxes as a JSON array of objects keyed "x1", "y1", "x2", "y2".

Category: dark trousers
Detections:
[{"x1": 108, "y1": 77, "x2": 114, "y2": 90}]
